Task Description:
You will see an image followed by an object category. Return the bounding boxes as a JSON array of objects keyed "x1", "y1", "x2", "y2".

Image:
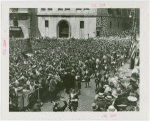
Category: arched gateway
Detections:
[{"x1": 57, "y1": 20, "x2": 71, "y2": 38}]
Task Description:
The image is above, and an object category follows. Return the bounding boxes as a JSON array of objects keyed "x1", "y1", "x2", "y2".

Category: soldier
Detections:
[
  {"x1": 92, "y1": 103, "x2": 99, "y2": 111},
  {"x1": 69, "y1": 89, "x2": 79, "y2": 112},
  {"x1": 84, "y1": 69, "x2": 90, "y2": 88}
]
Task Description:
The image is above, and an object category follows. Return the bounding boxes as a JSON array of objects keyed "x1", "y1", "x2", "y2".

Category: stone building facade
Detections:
[
  {"x1": 96, "y1": 8, "x2": 140, "y2": 36},
  {"x1": 9, "y1": 8, "x2": 140, "y2": 39}
]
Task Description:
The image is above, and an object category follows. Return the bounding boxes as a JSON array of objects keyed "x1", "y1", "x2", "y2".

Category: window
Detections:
[
  {"x1": 110, "y1": 21, "x2": 112, "y2": 28},
  {"x1": 80, "y1": 21, "x2": 84, "y2": 29},
  {"x1": 108, "y1": 8, "x2": 113, "y2": 14},
  {"x1": 65, "y1": 8, "x2": 70, "y2": 11},
  {"x1": 48, "y1": 8, "x2": 52, "y2": 11},
  {"x1": 96, "y1": 31, "x2": 100, "y2": 37},
  {"x1": 76, "y1": 8, "x2": 82, "y2": 11},
  {"x1": 116, "y1": 9, "x2": 121, "y2": 15},
  {"x1": 45, "y1": 20, "x2": 49, "y2": 27},
  {"x1": 58, "y1": 8, "x2": 63, "y2": 11},
  {"x1": 84, "y1": 8, "x2": 89, "y2": 10},
  {"x1": 118, "y1": 22, "x2": 119, "y2": 28},
  {"x1": 41, "y1": 8, "x2": 46, "y2": 12}
]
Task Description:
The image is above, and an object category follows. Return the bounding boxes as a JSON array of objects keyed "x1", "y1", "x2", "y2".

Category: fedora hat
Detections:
[{"x1": 92, "y1": 103, "x2": 98, "y2": 110}]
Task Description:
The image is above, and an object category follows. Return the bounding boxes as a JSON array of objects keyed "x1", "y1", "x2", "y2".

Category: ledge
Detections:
[{"x1": 9, "y1": 26, "x2": 22, "y2": 31}]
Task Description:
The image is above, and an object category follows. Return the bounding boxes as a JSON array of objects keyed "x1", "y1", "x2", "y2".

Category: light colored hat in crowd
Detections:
[
  {"x1": 15, "y1": 80, "x2": 19, "y2": 84},
  {"x1": 103, "y1": 85, "x2": 109, "y2": 89},
  {"x1": 105, "y1": 96, "x2": 113, "y2": 101},
  {"x1": 98, "y1": 93, "x2": 104, "y2": 98},
  {"x1": 32, "y1": 65, "x2": 36, "y2": 68},
  {"x1": 107, "y1": 105, "x2": 117, "y2": 112},
  {"x1": 85, "y1": 70, "x2": 88, "y2": 74},
  {"x1": 75, "y1": 76, "x2": 78, "y2": 80},
  {"x1": 104, "y1": 86, "x2": 111, "y2": 94},
  {"x1": 92, "y1": 103, "x2": 98, "y2": 110},
  {"x1": 71, "y1": 69, "x2": 75, "y2": 73},
  {"x1": 130, "y1": 77, "x2": 137, "y2": 82},
  {"x1": 127, "y1": 96, "x2": 138, "y2": 102}
]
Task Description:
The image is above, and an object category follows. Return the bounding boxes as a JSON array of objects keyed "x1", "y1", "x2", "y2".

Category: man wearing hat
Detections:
[
  {"x1": 126, "y1": 96, "x2": 138, "y2": 111},
  {"x1": 114, "y1": 88, "x2": 128, "y2": 111},
  {"x1": 94, "y1": 93, "x2": 104, "y2": 103},
  {"x1": 92, "y1": 103, "x2": 99, "y2": 111},
  {"x1": 17, "y1": 84, "x2": 24, "y2": 111},
  {"x1": 94, "y1": 93, "x2": 108, "y2": 111},
  {"x1": 104, "y1": 96, "x2": 114, "y2": 109}
]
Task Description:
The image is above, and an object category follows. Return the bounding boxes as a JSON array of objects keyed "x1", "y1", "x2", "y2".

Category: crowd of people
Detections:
[{"x1": 9, "y1": 36, "x2": 139, "y2": 112}]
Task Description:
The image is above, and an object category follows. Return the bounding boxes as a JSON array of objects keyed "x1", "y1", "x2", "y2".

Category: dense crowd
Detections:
[{"x1": 9, "y1": 37, "x2": 139, "y2": 112}]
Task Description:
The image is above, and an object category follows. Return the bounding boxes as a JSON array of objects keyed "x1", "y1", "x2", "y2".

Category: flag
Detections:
[{"x1": 129, "y1": 40, "x2": 137, "y2": 58}]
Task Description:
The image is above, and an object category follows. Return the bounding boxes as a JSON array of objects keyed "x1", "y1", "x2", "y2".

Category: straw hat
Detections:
[
  {"x1": 105, "y1": 96, "x2": 113, "y2": 101},
  {"x1": 107, "y1": 105, "x2": 117, "y2": 112},
  {"x1": 127, "y1": 96, "x2": 138, "y2": 102},
  {"x1": 98, "y1": 93, "x2": 104, "y2": 98}
]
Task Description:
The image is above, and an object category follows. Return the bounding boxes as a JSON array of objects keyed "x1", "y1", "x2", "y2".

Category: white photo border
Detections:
[{"x1": 1, "y1": 1, "x2": 149, "y2": 120}]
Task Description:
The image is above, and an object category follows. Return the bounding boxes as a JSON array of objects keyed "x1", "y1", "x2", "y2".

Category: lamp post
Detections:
[{"x1": 129, "y1": 8, "x2": 136, "y2": 42}]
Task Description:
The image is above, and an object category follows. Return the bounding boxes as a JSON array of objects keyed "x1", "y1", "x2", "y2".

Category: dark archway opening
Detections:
[{"x1": 58, "y1": 21, "x2": 69, "y2": 38}]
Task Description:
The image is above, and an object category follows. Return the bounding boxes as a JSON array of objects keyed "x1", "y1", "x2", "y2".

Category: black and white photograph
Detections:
[{"x1": 8, "y1": 7, "x2": 140, "y2": 112}]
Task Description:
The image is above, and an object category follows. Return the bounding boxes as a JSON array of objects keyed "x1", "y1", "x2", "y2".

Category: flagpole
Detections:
[{"x1": 129, "y1": 8, "x2": 136, "y2": 69}]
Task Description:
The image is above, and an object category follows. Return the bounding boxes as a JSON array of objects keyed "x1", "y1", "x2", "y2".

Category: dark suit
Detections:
[
  {"x1": 114, "y1": 95, "x2": 127, "y2": 111},
  {"x1": 95, "y1": 100, "x2": 107, "y2": 111},
  {"x1": 64, "y1": 73, "x2": 75, "y2": 93}
]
